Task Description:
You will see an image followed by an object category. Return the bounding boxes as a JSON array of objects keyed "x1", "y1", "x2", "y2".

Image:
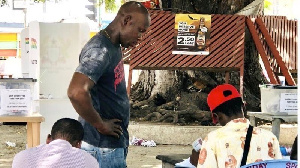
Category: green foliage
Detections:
[
  {"x1": 33, "y1": 0, "x2": 46, "y2": 2},
  {"x1": 7, "y1": 0, "x2": 119, "y2": 12},
  {"x1": 264, "y1": 0, "x2": 273, "y2": 14},
  {"x1": 0, "y1": 0, "x2": 7, "y2": 7},
  {"x1": 98, "y1": 0, "x2": 119, "y2": 12},
  {"x1": 105, "y1": 0, "x2": 117, "y2": 12},
  {"x1": 264, "y1": 0, "x2": 272, "y2": 10}
]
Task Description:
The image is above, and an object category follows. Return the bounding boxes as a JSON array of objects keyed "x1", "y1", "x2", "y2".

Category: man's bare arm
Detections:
[
  {"x1": 67, "y1": 72, "x2": 122, "y2": 138},
  {"x1": 190, "y1": 149, "x2": 200, "y2": 166}
]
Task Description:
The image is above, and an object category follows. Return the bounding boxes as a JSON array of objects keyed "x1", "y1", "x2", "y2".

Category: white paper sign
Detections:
[
  {"x1": 280, "y1": 93, "x2": 298, "y2": 113},
  {"x1": 1, "y1": 89, "x2": 31, "y2": 111}
]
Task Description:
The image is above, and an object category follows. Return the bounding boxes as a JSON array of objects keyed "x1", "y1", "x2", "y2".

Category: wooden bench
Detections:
[
  {"x1": 247, "y1": 112, "x2": 297, "y2": 140},
  {"x1": 0, "y1": 114, "x2": 44, "y2": 148},
  {"x1": 156, "y1": 154, "x2": 190, "y2": 168}
]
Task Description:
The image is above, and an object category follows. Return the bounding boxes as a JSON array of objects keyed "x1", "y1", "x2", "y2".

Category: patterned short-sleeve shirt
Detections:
[{"x1": 197, "y1": 118, "x2": 282, "y2": 168}]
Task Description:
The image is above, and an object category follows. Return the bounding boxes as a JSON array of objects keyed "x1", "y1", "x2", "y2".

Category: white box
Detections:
[{"x1": 260, "y1": 84, "x2": 298, "y2": 115}]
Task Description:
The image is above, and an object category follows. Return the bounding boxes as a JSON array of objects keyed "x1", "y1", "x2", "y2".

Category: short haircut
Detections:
[
  {"x1": 51, "y1": 118, "x2": 84, "y2": 145},
  {"x1": 212, "y1": 97, "x2": 243, "y2": 117},
  {"x1": 118, "y1": 1, "x2": 149, "y2": 16}
]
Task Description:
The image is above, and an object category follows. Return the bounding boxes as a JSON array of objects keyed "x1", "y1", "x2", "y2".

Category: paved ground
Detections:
[
  {"x1": 127, "y1": 145, "x2": 192, "y2": 168},
  {"x1": 0, "y1": 125, "x2": 192, "y2": 168},
  {"x1": 0, "y1": 123, "x2": 297, "y2": 168}
]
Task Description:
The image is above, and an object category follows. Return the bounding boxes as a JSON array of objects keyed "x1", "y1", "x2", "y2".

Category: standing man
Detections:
[
  {"x1": 197, "y1": 84, "x2": 282, "y2": 168},
  {"x1": 67, "y1": 1, "x2": 150, "y2": 167}
]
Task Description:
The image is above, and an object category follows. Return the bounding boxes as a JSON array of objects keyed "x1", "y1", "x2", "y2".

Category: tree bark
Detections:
[{"x1": 130, "y1": 0, "x2": 267, "y2": 125}]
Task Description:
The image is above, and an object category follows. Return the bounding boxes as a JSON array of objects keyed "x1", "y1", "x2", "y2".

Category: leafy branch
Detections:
[
  {"x1": 0, "y1": 0, "x2": 8, "y2": 7},
  {"x1": 97, "y1": 0, "x2": 119, "y2": 12}
]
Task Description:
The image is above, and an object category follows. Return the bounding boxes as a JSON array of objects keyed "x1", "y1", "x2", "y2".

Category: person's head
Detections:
[
  {"x1": 46, "y1": 118, "x2": 84, "y2": 148},
  {"x1": 116, "y1": 1, "x2": 151, "y2": 48},
  {"x1": 207, "y1": 84, "x2": 244, "y2": 126}
]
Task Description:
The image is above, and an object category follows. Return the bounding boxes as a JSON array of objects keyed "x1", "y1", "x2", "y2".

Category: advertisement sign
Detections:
[
  {"x1": 240, "y1": 160, "x2": 298, "y2": 168},
  {"x1": 172, "y1": 14, "x2": 211, "y2": 55}
]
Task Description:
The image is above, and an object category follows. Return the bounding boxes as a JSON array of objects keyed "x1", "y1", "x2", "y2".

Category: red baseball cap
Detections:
[{"x1": 207, "y1": 84, "x2": 241, "y2": 123}]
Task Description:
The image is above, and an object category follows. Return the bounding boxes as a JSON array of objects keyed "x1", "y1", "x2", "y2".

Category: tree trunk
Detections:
[
  {"x1": 161, "y1": 0, "x2": 257, "y2": 14},
  {"x1": 130, "y1": 0, "x2": 267, "y2": 125}
]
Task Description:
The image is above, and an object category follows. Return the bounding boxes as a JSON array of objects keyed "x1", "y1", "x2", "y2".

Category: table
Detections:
[
  {"x1": 247, "y1": 112, "x2": 297, "y2": 140},
  {"x1": 0, "y1": 114, "x2": 45, "y2": 148}
]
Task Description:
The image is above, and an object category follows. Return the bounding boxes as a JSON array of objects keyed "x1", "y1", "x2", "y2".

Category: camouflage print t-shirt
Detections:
[{"x1": 75, "y1": 32, "x2": 129, "y2": 148}]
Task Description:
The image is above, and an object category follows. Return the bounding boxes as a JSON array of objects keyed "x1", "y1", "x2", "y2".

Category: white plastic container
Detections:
[{"x1": 260, "y1": 84, "x2": 297, "y2": 115}]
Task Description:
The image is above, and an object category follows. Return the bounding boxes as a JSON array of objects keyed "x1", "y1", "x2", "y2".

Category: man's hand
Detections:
[
  {"x1": 96, "y1": 119, "x2": 123, "y2": 138},
  {"x1": 190, "y1": 149, "x2": 200, "y2": 166}
]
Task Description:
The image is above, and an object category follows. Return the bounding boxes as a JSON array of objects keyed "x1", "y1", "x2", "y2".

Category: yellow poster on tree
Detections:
[{"x1": 172, "y1": 14, "x2": 211, "y2": 55}]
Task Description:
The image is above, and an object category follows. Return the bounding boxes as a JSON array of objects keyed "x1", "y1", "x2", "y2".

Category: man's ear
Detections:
[
  {"x1": 74, "y1": 141, "x2": 82, "y2": 148},
  {"x1": 123, "y1": 15, "x2": 132, "y2": 25},
  {"x1": 46, "y1": 134, "x2": 52, "y2": 144}
]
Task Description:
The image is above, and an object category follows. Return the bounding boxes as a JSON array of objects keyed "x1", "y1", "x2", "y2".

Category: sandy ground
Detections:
[{"x1": 0, "y1": 124, "x2": 192, "y2": 168}]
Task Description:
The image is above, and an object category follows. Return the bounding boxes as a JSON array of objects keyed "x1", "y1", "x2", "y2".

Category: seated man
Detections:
[
  {"x1": 197, "y1": 84, "x2": 282, "y2": 168},
  {"x1": 12, "y1": 118, "x2": 98, "y2": 168}
]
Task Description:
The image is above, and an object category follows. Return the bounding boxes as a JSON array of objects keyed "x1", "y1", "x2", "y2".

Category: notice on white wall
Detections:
[
  {"x1": 1, "y1": 89, "x2": 31, "y2": 111},
  {"x1": 280, "y1": 93, "x2": 298, "y2": 113}
]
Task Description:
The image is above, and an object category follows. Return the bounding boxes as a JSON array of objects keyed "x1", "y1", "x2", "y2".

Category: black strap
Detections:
[{"x1": 241, "y1": 125, "x2": 253, "y2": 166}]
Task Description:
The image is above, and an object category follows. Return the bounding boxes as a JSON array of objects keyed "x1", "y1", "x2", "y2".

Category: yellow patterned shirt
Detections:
[{"x1": 197, "y1": 118, "x2": 282, "y2": 168}]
